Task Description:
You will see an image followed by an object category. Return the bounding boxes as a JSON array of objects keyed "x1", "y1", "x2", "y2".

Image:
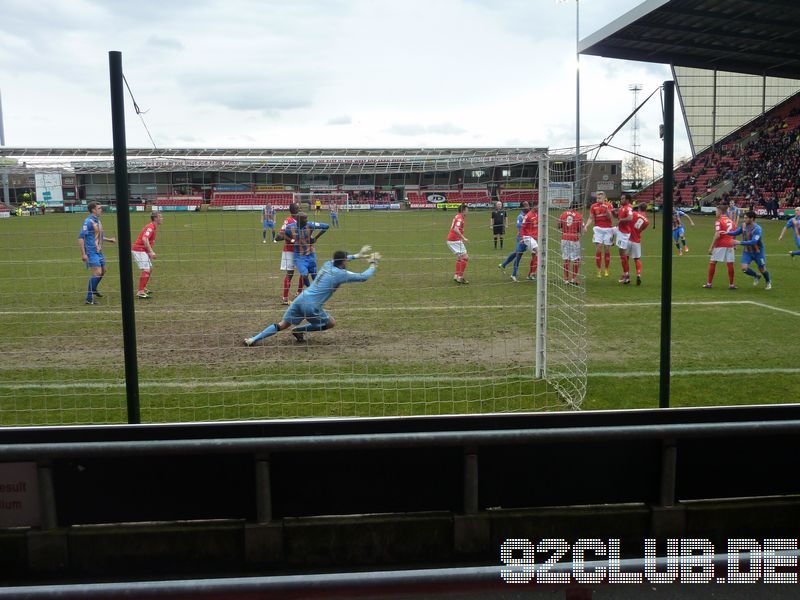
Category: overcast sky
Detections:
[{"x1": 1, "y1": 0, "x2": 692, "y2": 166}]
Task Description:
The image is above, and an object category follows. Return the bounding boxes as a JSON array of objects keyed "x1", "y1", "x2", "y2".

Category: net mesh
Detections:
[{"x1": 0, "y1": 152, "x2": 589, "y2": 425}]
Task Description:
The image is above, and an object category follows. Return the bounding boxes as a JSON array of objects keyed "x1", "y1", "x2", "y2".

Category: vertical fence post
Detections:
[
  {"x1": 659, "y1": 81, "x2": 675, "y2": 409},
  {"x1": 109, "y1": 51, "x2": 140, "y2": 424}
]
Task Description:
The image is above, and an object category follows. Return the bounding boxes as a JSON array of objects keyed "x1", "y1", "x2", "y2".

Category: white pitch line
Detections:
[
  {"x1": 3, "y1": 367, "x2": 799, "y2": 391},
  {"x1": 588, "y1": 367, "x2": 800, "y2": 378},
  {"x1": 0, "y1": 373, "x2": 519, "y2": 391},
  {"x1": 745, "y1": 300, "x2": 800, "y2": 318},
  {"x1": 0, "y1": 299, "x2": 772, "y2": 317}
]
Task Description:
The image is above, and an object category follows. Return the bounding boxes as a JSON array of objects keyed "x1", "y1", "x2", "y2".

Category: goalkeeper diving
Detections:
[{"x1": 244, "y1": 246, "x2": 379, "y2": 345}]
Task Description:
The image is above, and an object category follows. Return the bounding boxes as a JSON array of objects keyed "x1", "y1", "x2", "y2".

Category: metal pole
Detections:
[
  {"x1": 575, "y1": 0, "x2": 580, "y2": 210},
  {"x1": 0, "y1": 89, "x2": 10, "y2": 208},
  {"x1": 659, "y1": 81, "x2": 675, "y2": 409},
  {"x1": 109, "y1": 51, "x2": 141, "y2": 424},
  {"x1": 535, "y1": 158, "x2": 549, "y2": 380}
]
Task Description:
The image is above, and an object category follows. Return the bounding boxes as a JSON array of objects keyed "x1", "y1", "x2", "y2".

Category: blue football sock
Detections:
[
  {"x1": 681, "y1": 239, "x2": 687, "y2": 248},
  {"x1": 512, "y1": 253, "x2": 522, "y2": 276},
  {"x1": 87, "y1": 275, "x2": 102, "y2": 300},
  {"x1": 293, "y1": 322, "x2": 327, "y2": 333},
  {"x1": 763, "y1": 270, "x2": 771, "y2": 283},
  {"x1": 501, "y1": 250, "x2": 516, "y2": 268},
  {"x1": 791, "y1": 250, "x2": 800, "y2": 256},
  {"x1": 253, "y1": 323, "x2": 280, "y2": 342},
  {"x1": 744, "y1": 268, "x2": 759, "y2": 278}
]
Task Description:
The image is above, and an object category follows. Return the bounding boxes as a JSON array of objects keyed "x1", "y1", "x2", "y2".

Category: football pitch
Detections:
[{"x1": 1, "y1": 209, "x2": 798, "y2": 426}]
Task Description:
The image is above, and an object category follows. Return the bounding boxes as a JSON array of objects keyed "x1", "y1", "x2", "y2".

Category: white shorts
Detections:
[
  {"x1": 561, "y1": 240, "x2": 581, "y2": 261},
  {"x1": 522, "y1": 236, "x2": 538, "y2": 252},
  {"x1": 615, "y1": 232, "x2": 631, "y2": 250},
  {"x1": 711, "y1": 247, "x2": 735, "y2": 263},
  {"x1": 593, "y1": 226, "x2": 615, "y2": 245},
  {"x1": 280, "y1": 251, "x2": 296, "y2": 270},
  {"x1": 447, "y1": 241, "x2": 467, "y2": 255},
  {"x1": 131, "y1": 250, "x2": 152, "y2": 271},
  {"x1": 628, "y1": 241, "x2": 642, "y2": 260}
]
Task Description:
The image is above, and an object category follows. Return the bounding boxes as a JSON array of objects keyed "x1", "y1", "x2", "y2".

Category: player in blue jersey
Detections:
[
  {"x1": 261, "y1": 204, "x2": 276, "y2": 243},
  {"x1": 330, "y1": 202, "x2": 339, "y2": 228},
  {"x1": 727, "y1": 199, "x2": 742, "y2": 228},
  {"x1": 282, "y1": 212, "x2": 330, "y2": 291},
  {"x1": 77, "y1": 201, "x2": 116, "y2": 305},
  {"x1": 244, "y1": 246, "x2": 377, "y2": 345},
  {"x1": 671, "y1": 208, "x2": 695, "y2": 255},
  {"x1": 778, "y1": 211, "x2": 800, "y2": 258},
  {"x1": 498, "y1": 201, "x2": 530, "y2": 282},
  {"x1": 723, "y1": 210, "x2": 772, "y2": 289}
]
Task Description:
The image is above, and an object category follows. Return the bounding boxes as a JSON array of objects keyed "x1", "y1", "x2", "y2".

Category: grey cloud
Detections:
[
  {"x1": 147, "y1": 35, "x2": 184, "y2": 51},
  {"x1": 327, "y1": 115, "x2": 352, "y2": 126},
  {"x1": 387, "y1": 123, "x2": 466, "y2": 136},
  {"x1": 178, "y1": 76, "x2": 313, "y2": 113}
]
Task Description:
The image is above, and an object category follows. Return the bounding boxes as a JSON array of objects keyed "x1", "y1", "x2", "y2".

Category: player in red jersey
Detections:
[
  {"x1": 276, "y1": 203, "x2": 300, "y2": 303},
  {"x1": 629, "y1": 203, "x2": 650, "y2": 286},
  {"x1": 558, "y1": 207, "x2": 583, "y2": 285},
  {"x1": 703, "y1": 204, "x2": 736, "y2": 289},
  {"x1": 131, "y1": 211, "x2": 163, "y2": 299},
  {"x1": 520, "y1": 207, "x2": 539, "y2": 280},
  {"x1": 446, "y1": 203, "x2": 470, "y2": 284},
  {"x1": 615, "y1": 194, "x2": 634, "y2": 284},
  {"x1": 583, "y1": 190, "x2": 615, "y2": 277}
]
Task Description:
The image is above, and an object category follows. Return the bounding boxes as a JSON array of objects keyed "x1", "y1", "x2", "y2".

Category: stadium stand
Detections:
[
  {"x1": 498, "y1": 189, "x2": 538, "y2": 204},
  {"x1": 210, "y1": 191, "x2": 294, "y2": 206},
  {"x1": 152, "y1": 196, "x2": 204, "y2": 207},
  {"x1": 636, "y1": 91, "x2": 800, "y2": 211},
  {"x1": 407, "y1": 189, "x2": 490, "y2": 205}
]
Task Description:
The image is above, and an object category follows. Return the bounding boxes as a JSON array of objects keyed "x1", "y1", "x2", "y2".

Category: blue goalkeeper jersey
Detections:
[
  {"x1": 298, "y1": 257, "x2": 376, "y2": 309},
  {"x1": 729, "y1": 223, "x2": 765, "y2": 254},
  {"x1": 786, "y1": 217, "x2": 800, "y2": 242}
]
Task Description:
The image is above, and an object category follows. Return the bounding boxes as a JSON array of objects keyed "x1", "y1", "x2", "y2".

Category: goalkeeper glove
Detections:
[
  {"x1": 368, "y1": 252, "x2": 381, "y2": 266},
  {"x1": 355, "y1": 245, "x2": 372, "y2": 259}
]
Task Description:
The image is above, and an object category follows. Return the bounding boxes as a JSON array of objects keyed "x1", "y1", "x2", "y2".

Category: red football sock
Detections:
[
  {"x1": 529, "y1": 255, "x2": 538, "y2": 276},
  {"x1": 604, "y1": 251, "x2": 611, "y2": 269},
  {"x1": 563, "y1": 261, "x2": 570, "y2": 281},
  {"x1": 297, "y1": 278, "x2": 305, "y2": 294},
  {"x1": 595, "y1": 251, "x2": 602, "y2": 269},
  {"x1": 138, "y1": 271, "x2": 151, "y2": 293},
  {"x1": 455, "y1": 259, "x2": 462, "y2": 277},
  {"x1": 621, "y1": 256, "x2": 629, "y2": 275},
  {"x1": 727, "y1": 262, "x2": 735, "y2": 284},
  {"x1": 460, "y1": 258, "x2": 468, "y2": 276},
  {"x1": 572, "y1": 261, "x2": 580, "y2": 279},
  {"x1": 635, "y1": 258, "x2": 642, "y2": 276},
  {"x1": 283, "y1": 275, "x2": 291, "y2": 299},
  {"x1": 707, "y1": 263, "x2": 716, "y2": 284}
]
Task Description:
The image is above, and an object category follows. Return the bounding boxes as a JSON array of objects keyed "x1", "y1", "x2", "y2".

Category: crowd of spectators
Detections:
[{"x1": 646, "y1": 100, "x2": 800, "y2": 214}]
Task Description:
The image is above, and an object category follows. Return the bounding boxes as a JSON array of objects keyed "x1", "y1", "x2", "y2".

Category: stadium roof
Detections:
[
  {"x1": 579, "y1": 0, "x2": 800, "y2": 80},
  {"x1": 0, "y1": 146, "x2": 561, "y2": 175}
]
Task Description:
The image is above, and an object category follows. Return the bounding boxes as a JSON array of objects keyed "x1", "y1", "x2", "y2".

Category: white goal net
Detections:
[{"x1": 0, "y1": 150, "x2": 588, "y2": 425}]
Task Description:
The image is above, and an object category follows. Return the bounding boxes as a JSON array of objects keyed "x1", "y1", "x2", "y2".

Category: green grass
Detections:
[{"x1": 1, "y1": 209, "x2": 798, "y2": 425}]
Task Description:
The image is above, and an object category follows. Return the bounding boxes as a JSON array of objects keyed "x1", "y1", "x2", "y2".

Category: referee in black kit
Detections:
[{"x1": 491, "y1": 201, "x2": 508, "y2": 250}]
